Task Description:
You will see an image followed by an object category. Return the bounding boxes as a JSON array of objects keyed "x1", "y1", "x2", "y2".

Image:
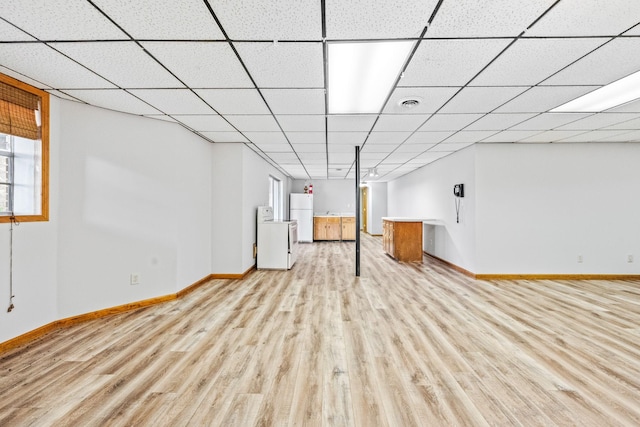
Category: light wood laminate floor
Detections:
[{"x1": 2, "y1": 234, "x2": 640, "y2": 426}]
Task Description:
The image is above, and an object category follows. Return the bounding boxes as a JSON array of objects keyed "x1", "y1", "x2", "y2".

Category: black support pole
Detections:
[{"x1": 355, "y1": 145, "x2": 360, "y2": 277}]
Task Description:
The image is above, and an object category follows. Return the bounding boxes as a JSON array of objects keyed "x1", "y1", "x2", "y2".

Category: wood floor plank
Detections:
[{"x1": 2, "y1": 234, "x2": 640, "y2": 426}]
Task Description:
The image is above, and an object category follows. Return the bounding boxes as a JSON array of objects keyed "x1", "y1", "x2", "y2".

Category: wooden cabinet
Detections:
[
  {"x1": 382, "y1": 219, "x2": 423, "y2": 262},
  {"x1": 341, "y1": 216, "x2": 356, "y2": 241},
  {"x1": 314, "y1": 216, "x2": 341, "y2": 241}
]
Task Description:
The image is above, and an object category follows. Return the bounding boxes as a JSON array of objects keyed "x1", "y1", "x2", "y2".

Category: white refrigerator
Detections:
[{"x1": 290, "y1": 193, "x2": 313, "y2": 242}]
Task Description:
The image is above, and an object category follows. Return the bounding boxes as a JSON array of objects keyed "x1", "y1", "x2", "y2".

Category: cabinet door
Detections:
[
  {"x1": 314, "y1": 218, "x2": 326, "y2": 240},
  {"x1": 341, "y1": 217, "x2": 356, "y2": 240},
  {"x1": 326, "y1": 218, "x2": 342, "y2": 240}
]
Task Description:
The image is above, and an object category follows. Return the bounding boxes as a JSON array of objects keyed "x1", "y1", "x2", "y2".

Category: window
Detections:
[
  {"x1": 268, "y1": 175, "x2": 283, "y2": 221},
  {"x1": 0, "y1": 73, "x2": 49, "y2": 223}
]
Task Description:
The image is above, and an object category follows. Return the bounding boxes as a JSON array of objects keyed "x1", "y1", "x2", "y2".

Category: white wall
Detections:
[
  {"x1": 292, "y1": 179, "x2": 356, "y2": 214},
  {"x1": 211, "y1": 144, "x2": 243, "y2": 274},
  {"x1": 242, "y1": 145, "x2": 291, "y2": 273},
  {"x1": 475, "y1": 143, "x2": 640, "y2": 275},
  {"x1": 212, "y1": 143, "x2": 291, "y2": 275},
  {"x1": 366, "y1": 182, "x2": 387, "y2": 235},
  {"x1": 0, "y1": 99, "x2": 59, "y2": 344},
  {"x1": 388, "y1": 147, "x2": 477, "y2": 272},
  {"x1": 56, "y1": 100, "x2": 213, "y2": 318}
]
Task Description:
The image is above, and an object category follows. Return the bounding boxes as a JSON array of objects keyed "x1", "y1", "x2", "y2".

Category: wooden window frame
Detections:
[{"x1": 0, "y1": 73, "x2": 49, "y2": 223}]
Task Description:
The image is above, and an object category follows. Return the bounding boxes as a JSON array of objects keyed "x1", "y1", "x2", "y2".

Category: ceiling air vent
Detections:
[{"x1": 398, "y1": 97, "x2": 421, "y2": 109}]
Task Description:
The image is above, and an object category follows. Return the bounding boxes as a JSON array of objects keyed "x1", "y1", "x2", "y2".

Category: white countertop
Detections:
[
  {"x1": 383, "y1": 217, "x2": 444, "y2": 224},
  {"x1": 314, "y1": 212, "x2": 355, "y2": 217}
]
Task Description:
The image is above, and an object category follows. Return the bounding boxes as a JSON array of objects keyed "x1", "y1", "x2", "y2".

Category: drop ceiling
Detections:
[{"x1": 1, "y1": 0, "x2": 640, "y2": 181}]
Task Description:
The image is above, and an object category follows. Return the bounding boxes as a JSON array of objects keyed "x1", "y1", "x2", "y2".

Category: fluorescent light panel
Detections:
[
  {"x1": 551, "y1": 69, "x2": 640, "y2": 112},
  {"x1": 328, "y1": 41, "x2": 415, "y2": 114}
]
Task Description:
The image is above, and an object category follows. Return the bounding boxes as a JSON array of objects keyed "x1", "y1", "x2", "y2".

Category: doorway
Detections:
[{"x1": 360, "y1": 186, "x2": 368, "y2": 234}]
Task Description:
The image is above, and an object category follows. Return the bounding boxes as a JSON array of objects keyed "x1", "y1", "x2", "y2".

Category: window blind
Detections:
[{"x1": 0, "y1": 81, "x2": 40, "y2": 140}]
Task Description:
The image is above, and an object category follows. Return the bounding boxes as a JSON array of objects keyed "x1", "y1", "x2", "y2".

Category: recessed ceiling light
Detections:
[
  {"x1": 551, "y1": 69, "x2": 640, "y2": 112},
  {"x1": 328, "y1": 41, "x2": 415, "y2": 114}
]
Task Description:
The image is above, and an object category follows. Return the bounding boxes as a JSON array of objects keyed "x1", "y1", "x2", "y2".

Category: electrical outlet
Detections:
[
  {"x1": 577, "y1": 255, "x2": 583, "y2": 263},
  {"x1": 130, "y1": 273, "x2": 140, "y2": 285},
  {"x1": 628, "y1": 254, "x2": 634, "y2": 263}
]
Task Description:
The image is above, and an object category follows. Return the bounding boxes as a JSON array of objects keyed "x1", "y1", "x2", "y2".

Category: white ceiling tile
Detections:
[
  {"x1": 0, "y1": 44, "x2": 114, "y2": 89},
  {"x1": 480, "y1": 130, "x2": 542, "y2": 143},
  {"x1": 555, "y1": 130, "x2": 633, "y2": 143},
  {"x1": 597, "y1": 130, "x2": 640, "y2": 142},
  {"x1": 141, "y1": 42, "x2": 252, "y2": 88},
  {"x1": 359, "y1": 144, "x2": 398, "y2": 153},
  {"x1": 526, "y1": 0, "x2": 640, "y2": 36},
  {"x1": 2, "y1": 66, "x2": 51, "y2": 90},
  {"x1": 225, "y1": 115, "x2": 280, "y2": 132},
  {"x1": 328, "y1": 115, "x2": 377, "y2": 132},
  {"x1": 401, "y1": 39, "x2": 513, "y2": 87},
  {"x1": 472, "y1": 38, "x2": 607, "y2": 86},
  {"x1": 172, "y1": 114, "x2": 235, "y2": 131},
  {"x1": 329, "y1": 153, "x2": 357, "y2": 163},
  {"x1": 442, "y1": 131, "x2": 498, "y2": 144},
  {"x1": 93, "y1": 0, "x2": 223, "y2": 39},
  {"x1": 47, "y1": 90, "x2": 78, "y2": 101},
  {"x1": 0, "y1": 19, "x2": 36, "y2": 41},
  {"x1": 607, "y1": 98, "x2": 640, "y2": 113},
  {"x1": 440, "y1": 87, "x2": 528, "y2": 114},
  {"x1": 428, "y1": 0, "x2": 556, "y2": 37},
  {"x1": 285, "y1": 132, "x2": 325, "y2": 144},
  {"x1": 235, "y1": 42, "x2": 324, "y2": 88},
  {"x1": 384, "y1": 152, "x2": 417, "y2": 164},
  {"x1": 211, "y1": 0, "x2": 321, "y2": 40},
  {"x1": 1, "y1": 1, "x2": 127, "y2": 40},
  {"x1": 328, "y1": 132, "x2": 368, "y2": 145},
  {"x1": 325, "y1": 0, "x2": 439, "y2": 39},
  {"x1": 410, "y1": 152, "x2": 452, "y2": 162},
  {"x1": 63, "y1": 89, "x2": 162, "y2": 115},
  {"x1": 359, "y1": 151, "x2": 390, "y2": 160},
  {"x1": 373, "y1": 115, "x2": 429, "y2": 132},
  {"x1": 418, "y1": 114, "x2": 483, "y2": 131},
  {"x1": 384, "y1": 87, "x2": 460, "y2": 114},
  {"x1": 543, "y1": 38, "x2": 640, "y2": 86},
  {"x1": 625, "y1": 25, "x2": 640, "y2": 36},
  {"x1": 366, "y1": 132, "x2": 412, "y2": 145},
  {"x1": 292, "y1": 144, "x2": 326, "y2": 153},
  {"x1": 129, "y1": 89, "x2": 214, "y2": 114},
  {"x1": 496, "y1": 86, "x2": 598, "y2": 113},
  {"x1": 144, "y1": 115, "x2": 178, "y2": 123},
  {"x1": 519, "y1": 130, "x2": 587, "y2": 143},
  {"x1": 465, "y1": 113, "x2": 536, "y2": 131},
  {"x1": 244, "y1": 132, "x2": 288, "y2": 144},
  {"x1": 265, "y1": 153, "x2": 300, "y2": 164},
  {"x1": 276, "y1": 115, "x2": 325, "y2": 132},
  {"x1": 556, "y1": 113, "x2": 640, "y2": 131},
  {"x1": 297, "y1": 157, "x2": 326, "y2": 166},
  {"x1": 394, "y1": 144, "x2": 436, "y2": 153},
  {"x1": 430, "y1": 142, "x2": 475, "y2": 152},
  {"x1": 262, "y1": 89, "x2": 325, "y2": 114},
  {"x1": 602, "y1": 117, "x2": 640, "y2": 131},
  {"x1": 254, "y1": 143, "x2": 292, "y2": 153},
  {"x1": 509, "y1": 113, "x2": 593, "y2": 130},
  {"x1": 195, "y1": 89, "x2": 269, "y2": 114},
  {"x1": 404, "y1": 131, "x2": 455, "y2": 144},
  {"x1": 51, "y1": 42, "x2": 182, "y2": 88},
  {"x1": 199, "y1": 131, "x2": 248, "y2": 142}
]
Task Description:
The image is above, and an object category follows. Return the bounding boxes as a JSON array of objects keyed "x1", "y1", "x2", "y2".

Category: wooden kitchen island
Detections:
[{"x1": 382, "y1": 217, "x2": 424, "y2": 262}]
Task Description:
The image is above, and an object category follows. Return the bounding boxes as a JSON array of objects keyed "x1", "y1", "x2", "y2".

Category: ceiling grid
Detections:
[{"x1": 1, "y1": 0, "x2": 639, "y2": 181}]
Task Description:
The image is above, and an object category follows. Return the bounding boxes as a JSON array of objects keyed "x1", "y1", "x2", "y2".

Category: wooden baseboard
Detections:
[
  {"x1": 424, "y1": 252, "x2": 640, "y2": 281},
  {"x1": 424, "y1": 252, "x2": 476, "y2": 278},
  {"x1": 1, "y1": 271, "x2": 240, "y2": 354},
  {"x1": 211, "y1": 264, "x2": 255, "y2": 280},
  {"x1": 475, "y1": 274, "x2": 640, "y2": 280}
]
